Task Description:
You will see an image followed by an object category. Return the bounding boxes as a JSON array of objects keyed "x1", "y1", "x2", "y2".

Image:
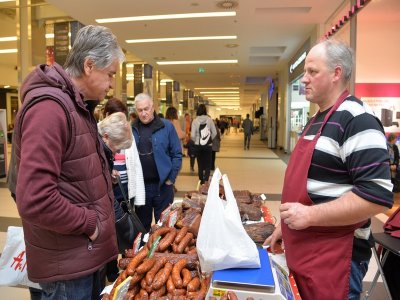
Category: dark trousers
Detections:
[
  {"x1": 211, "y1": 151, "x2": 217, "y2": 170},
  {"x1": 135, "y1": 182, "x2": 174, "y2": 232},
  {"x1": 190, "y1": 156, "x2": 196, "y2": 170},
  {"x1": 244, "y1": 132, "x2": 251, "y2": 149},
  {"x1": 196, "y1": 145, "x2": 212, "y2": 184}
]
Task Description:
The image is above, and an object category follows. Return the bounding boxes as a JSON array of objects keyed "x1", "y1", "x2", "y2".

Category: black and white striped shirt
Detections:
[{"x1": 303, "y1": 95, "x2": 393, "y2": 261}]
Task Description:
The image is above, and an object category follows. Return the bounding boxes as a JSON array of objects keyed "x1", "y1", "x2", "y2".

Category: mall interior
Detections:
[{"x1": 0, "y1": 0, "x2": 399, "y2": 299}]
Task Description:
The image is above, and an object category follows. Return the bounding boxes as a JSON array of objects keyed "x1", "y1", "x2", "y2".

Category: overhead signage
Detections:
[{"x1": 289, "y1": 51, "x2": 306, "y2": 74}]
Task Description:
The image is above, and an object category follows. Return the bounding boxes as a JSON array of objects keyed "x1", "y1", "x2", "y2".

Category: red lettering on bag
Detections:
[{"x1": 10, "y1": 250, "x2": 27, "y2": 272}]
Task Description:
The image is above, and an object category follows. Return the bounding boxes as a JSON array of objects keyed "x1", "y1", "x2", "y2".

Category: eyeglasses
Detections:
[{"x1": 136, "y1": 106, "x2": 153, "y2": 114}]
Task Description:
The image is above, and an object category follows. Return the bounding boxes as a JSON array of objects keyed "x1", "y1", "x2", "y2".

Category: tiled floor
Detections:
[{"x1": 0, "y1": 132, "x2": 391, "y2": 299}]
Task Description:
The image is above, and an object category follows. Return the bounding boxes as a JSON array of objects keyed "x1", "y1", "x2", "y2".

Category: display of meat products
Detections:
[
  {"x1": 119, "y1": 253, "x2": 199, "y2": 270},
  {"x1": 239, "y1": 203, "x2": 263, "y2": 221},
  {"x1": 181, "y1": 195, "x2": 205, "y2": 212},
  {"x1": 176, "y1": 208, "x2": 201, "y2": 236},
  {"x1": 233, "y1": 190, "x2": 252, "y2": 204},
  {"x1": 243, "y1": 222, "x2": 276, "y2": 244}
]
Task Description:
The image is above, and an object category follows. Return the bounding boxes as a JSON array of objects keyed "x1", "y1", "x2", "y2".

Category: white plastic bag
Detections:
[
  {"x1": 197, "y1": 168, "x2": 260, "y2": 272},
  {"x1": 0, "y1": 226, "x2": 41, "y2": 289}
]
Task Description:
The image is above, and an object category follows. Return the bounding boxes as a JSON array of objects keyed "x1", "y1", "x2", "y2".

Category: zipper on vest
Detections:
[{"x1": 88, "y1": 239, "x2": 93, "y2": 251}]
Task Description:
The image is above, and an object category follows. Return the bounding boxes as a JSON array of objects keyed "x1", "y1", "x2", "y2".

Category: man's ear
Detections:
[{"x1": 83, "y1": 59, "x2": 94, "y2": 75}]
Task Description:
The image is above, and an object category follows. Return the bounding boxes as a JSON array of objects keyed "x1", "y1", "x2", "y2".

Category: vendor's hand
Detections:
[
  {"x1": 263, "y1": 223, "x2": 283, "y2": 254},
  {"x1": 280, "y1": 202, "x2": 312, "y2": 230}
]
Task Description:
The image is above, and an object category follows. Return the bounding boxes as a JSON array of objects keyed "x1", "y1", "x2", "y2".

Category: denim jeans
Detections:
[
  {"x1": 39, "y1": 269, "x2": 103, "y2": 300},
  {"x1": 348, "y1": 259, "x2": 369, "y2": 300},
  {"x1": 135, "y1": 182, "x2": 174, "y2": 231}
]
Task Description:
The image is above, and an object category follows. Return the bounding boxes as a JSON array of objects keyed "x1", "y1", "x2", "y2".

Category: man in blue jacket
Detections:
[{"x1": 132, "y1": 93, "x2": 182, "y2": 231}]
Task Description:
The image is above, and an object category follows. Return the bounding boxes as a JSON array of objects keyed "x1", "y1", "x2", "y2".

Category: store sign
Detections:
[{"x1": 289, "y1": 51, "x2": 307, "y2": 74}]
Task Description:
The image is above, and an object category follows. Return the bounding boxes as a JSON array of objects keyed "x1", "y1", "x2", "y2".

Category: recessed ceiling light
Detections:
[
  {"x1": 200, "y1": 91, "x2": 239, "y2": 94},
  {"x1": 154, "y1": 56, "x2": 166, "y2": 60},
  {"x1": 157, "y1": 60, "x2": 238, "y2": 65},
  {"x1": 96, "y1": 11, "x2": 236, "y2": 24},
  {"x1": 225, "y1": 43, "x2": 239, "y2": 48},
  {"x1": 194, "y1": 87, "x2": 239, "y2": 90},
  {"x1": 0, "y1": 49, "x2": 17, "y2": 54},
  {"x1": 0, "y1": 36, "x2": 17, "y2": 42},
  {"x1": 126, "y1": 35, "x2": 237, "y2": 43}
]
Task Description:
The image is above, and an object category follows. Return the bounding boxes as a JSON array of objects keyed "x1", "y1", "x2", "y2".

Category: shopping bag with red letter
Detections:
[{"x1": 0, "y1": 226, "x2": 40, "y2": 288}]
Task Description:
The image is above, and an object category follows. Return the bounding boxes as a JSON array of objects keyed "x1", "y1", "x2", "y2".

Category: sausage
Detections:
[
  {"x1": 151, "y1": 262, "x2": 173, "y2": 290},
  {"x1": 227, "y1": 291, "x2": 239, "y2": 300},
  {"x1": 186, "y1": 247, "x2": 197, "y2": 255},
  {"x1": 166, "y1": 275, "x2": 175, "y2": 293},
  {"x1": 174, "y1": 226, "x2": 188, "y2": 244},
  {"x1": 171, "y1": 258, "x2": 187, "y2": 288},
  {"x1": 187, "y1": 277, "x2": 201, "y2": 292},
  {"x1": 147, "y1": 227, "x2": 171, "y2": 249},
  {"x1": 136, "y1": 257, "x2": 156, "y2": 274},
  {"x1": 140, "y1": 278, "x2": 153, "y2": 294},
  {"x1": 127, "y1": 248, "x2": 149, "y2": 276},
  {"x1": 129, "y1": 272, "x2": 145, "y2": 289},
  {"x1": 181, "y1": 268, "x2": 192, "y2": 287},
  {"x1": 153, "y1": 252, "x2": 199, "y2": 270},
  {"x1": 149, "y1": 285, "x2": 166, "y2": 300},
  {"x1": 138, "y1": 288, "x2": 149, "y2": 299},
  {"x1": 145, "y1": 257, "x2": 167, "y2": 285},
  {"x1": 123, "y1": 286, "x2": 138, "y2": 300},
  {"x1": 158, "y1": 228, "x2": 177, "y2": 252},
  {"x1": 102, "y1": 294, "x2": 111, "y2": 300},
  {"x1": 176, "y1": 232, "x2": 194, "y2": 254},
  {"x1": 125, "y1": 248, "x2": 135, "y2": 258}
]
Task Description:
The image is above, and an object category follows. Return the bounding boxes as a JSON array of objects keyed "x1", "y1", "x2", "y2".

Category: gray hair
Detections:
[
  {"x1": 134, "y1": 93, "x2": 153, "y2": 104},
  {"x1": 64, "y1": 25, "x2": 125, "y2": 77},
  {"x1": 321, "y1": 39, "x2": 354, "y2": 83},
  {"x1": 98, "y1": 112, "x2": 132, "y2": 150}
]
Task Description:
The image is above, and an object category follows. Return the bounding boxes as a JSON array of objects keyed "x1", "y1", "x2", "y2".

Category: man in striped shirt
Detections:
[{"x1": 265, "y1": 39, "x2": 393, "y2": 299}]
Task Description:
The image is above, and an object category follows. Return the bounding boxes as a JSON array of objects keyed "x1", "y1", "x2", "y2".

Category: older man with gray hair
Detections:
[
  {"x1": 132, "y1": 93, "x2": 182, "y2": 231},
  {"x1": 13, "y1": 25, "x2": 125, "y2": 299}
]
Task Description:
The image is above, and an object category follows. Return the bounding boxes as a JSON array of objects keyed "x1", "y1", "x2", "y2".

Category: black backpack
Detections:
[{"x1": 199, "y1": 122, "x2": 212, "y2": 147}]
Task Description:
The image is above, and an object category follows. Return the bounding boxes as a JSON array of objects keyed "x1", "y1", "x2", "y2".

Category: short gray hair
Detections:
[
  {"x1": 134, "y1": 93, "x2": 153, "y2": 104},
  {"x1": 98, "y1": 112, "x2": 132, "y2": 150},
  {"x1": 64, "y1": 25, "x2": 125, "y2": 77},
  {"x1": 321, "y1": 39, "x2": 354, "y2": 83}
]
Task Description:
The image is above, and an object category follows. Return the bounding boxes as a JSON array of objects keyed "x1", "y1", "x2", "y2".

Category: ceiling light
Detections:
[
  {"x1": 200, "y1": 91, "x2": 239, "y2": 94},
  {"x1": 0, "y1": 49, "x2": 17, "y2": 54},
  {"x1": 195, "y1": 87, "x2": 239, "y2": 90},
  {"x1": 157, "y1": 59, "x2": 238, "y2": 65},
  {"x1": 126, "y1": 35, "x2": 237, "y2": 44},
  {"x1": 0, "y1": 36, "x2": 17, "y2": 42},
  {"x1": 0, "y1": 0, "x2": 14, "y2": 2},
  {"x1": 4, "y1": 85, "x2": 10, "y2": 88},
  {"x1": 96, "y1": 11, "x2": 236, "y2": 24},
  {"x1": 225, "y1": 43, "x2": 239, "y2": 48}
]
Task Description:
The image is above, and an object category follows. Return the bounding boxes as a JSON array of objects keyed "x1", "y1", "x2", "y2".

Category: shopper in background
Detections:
[
  {"x1": 191, "y1": 104, "x2": 217, "y2": 184},
  {"x1": 387, "y1": 133, "x2": 399, "y2": 192},
  {"x1": 103, "y1": 98, "x2": 145, "y2": 209},
  {"x1": 242, "y1": 113, "x2": 254, "y2": 150},
  {"x1": 264, "y1": 39, "x2": 393, "y2": 300},
  {"x1": 166, "y1": 106, "x2": 186, "y2": 141},
  {"x1": 13, "y1": 25, "x2": 125, "y2": 299},
  {"x1": 132, "y1": 93, "x2": 182, "y2": 231},
  {"x1": 129, "y1": 111, "x2": 137, "y2": 124},
  {"x1": 211, "y1": 119, "x2": 221, "y2": 171}
]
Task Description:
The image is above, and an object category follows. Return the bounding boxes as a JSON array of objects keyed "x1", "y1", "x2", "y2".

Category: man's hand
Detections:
[
  {"x1": 280, "y1": 202, "x2": 313, "y2": 230},
  {"x1": 263, "y1": 223, "x2": 283, "y2": 254},
  {"x1": 89, "y1": 225, "x2": 99, "y2": 241}
]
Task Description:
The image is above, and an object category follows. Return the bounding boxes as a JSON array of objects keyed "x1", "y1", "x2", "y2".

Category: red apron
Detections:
[{"x1": 282, "y1": 91, "x2": 363, "y2": 300}]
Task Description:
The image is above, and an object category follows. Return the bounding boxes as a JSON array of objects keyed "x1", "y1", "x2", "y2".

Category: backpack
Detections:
[{"x1": 199, "y1": 122, "x2": 212, "y2": 147}]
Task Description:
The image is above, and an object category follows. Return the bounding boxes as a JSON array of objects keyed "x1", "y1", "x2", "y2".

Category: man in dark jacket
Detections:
[
  {"x1": 13, "y1": 25, "x2": 125, "y2": 300},
  {"x1": 242, "y1": 113, "x2": 254, "y2": 150},
  {"x1": 132, "y1": 93, "x2": 182, "y2": 231}
]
